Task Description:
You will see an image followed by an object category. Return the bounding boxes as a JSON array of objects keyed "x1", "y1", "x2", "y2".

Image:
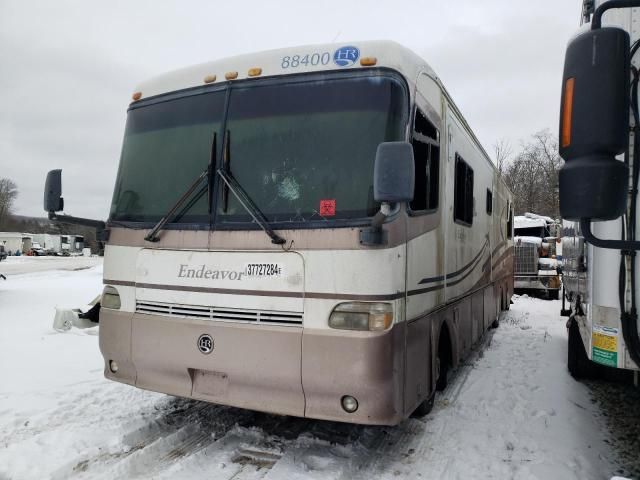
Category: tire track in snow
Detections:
[{"x1": 50, "y1": 398, "x2": 245, "y2": 479}]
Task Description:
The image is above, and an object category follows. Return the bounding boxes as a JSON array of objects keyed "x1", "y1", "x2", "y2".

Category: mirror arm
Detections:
[
  {"x1": 48, "y1": 211, "x2": 106, "y2": 230},
  {"x1": 359, "y1": 202, "x2": 399, "y2": 247}
]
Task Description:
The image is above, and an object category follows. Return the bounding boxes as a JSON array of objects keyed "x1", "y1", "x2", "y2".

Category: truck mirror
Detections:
[
  {"x1": 44, "y1": 169, "x2": 64, "y2": 213},
  {"x1": 558, "y1": 27, "x2": 630, "y2": 221},
  {"x1": 373, "y1": 142, "x2": 415, "y2": 203}
]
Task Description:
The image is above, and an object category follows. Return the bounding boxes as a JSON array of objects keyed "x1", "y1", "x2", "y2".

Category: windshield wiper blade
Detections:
[
  {"x1": 144, "y1": 167, "x2": 209, "y2": 242},
  {"x1": 216, "y1": 168, "x2": 286, "y2": 245},
  {"x1": 145, "y1": 132, "x2": 217, "y2": 242}
]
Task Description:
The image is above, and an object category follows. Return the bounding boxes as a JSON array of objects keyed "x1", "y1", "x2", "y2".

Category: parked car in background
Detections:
[
  {"x1": 29, "y1": 242, "x2": 46, "y2": 256},
  {"x1": 0, "y1": 245, "x2": 7, "y2": 261}
]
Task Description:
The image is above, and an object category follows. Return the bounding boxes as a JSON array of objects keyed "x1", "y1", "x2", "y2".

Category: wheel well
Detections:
[{"x1": 438, "y1": 322, "x2": 453, "y2": 370}]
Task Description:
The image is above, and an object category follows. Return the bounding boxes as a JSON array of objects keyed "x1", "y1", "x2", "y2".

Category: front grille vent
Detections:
[{"x1": 136, "y1": 301, "x2": 303, "y2": 326}]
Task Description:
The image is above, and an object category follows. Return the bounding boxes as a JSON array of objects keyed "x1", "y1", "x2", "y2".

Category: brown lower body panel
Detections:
[
  {"x1": 99, "y1": 310, "x2": 305, "y2": 418},
  {"x1": 99, "y1": 276, "x2": 512, "y2": 426},
  {"x1": 99, "y1": 310, "x2": 404, "y2": 424}
]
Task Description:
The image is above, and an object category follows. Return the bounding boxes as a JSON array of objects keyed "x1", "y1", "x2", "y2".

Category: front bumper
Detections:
[
  {"x1": 514, "y1": 274, "x2": 561, "y2": 291},
  {"x1": 99, "y1": 309, "x2": 404, "y2": 425}
]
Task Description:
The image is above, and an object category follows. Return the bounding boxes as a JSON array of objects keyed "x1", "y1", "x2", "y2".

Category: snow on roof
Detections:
[
  {"x1": 0, "y1": 232, "x2": 31, "y2": 238},
  {"x1": 515, "y1": 235, "x2": 543, "y2": 245},
  {"x1": 514, "y1": 216, "x2": 547, "y2": 229},
  {"x1": 133, "y1": 40, "x2": 434, "y2": 101}
]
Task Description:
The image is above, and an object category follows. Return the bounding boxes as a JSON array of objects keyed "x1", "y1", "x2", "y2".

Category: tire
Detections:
[
  {"x1": 412, "y1": 391, "x2": 435, "y2": 417},
  {"x1": 435, "y1": 355, "x2": 449, "y2": 391},
  {"x1": 549, "y1": 289, "x2": 560, "y2": 301},
  {"x1": 567, "y1": 319, "x2": 597, "y2": 379}
]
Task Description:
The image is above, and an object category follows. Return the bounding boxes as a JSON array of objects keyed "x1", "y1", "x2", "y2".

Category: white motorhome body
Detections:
[
  {"x1": 97, "y1": 41, "x2": 514, "y2": 425},
  {"x1": 561, "y1": 1, "x2": 640, "y2": 373}
]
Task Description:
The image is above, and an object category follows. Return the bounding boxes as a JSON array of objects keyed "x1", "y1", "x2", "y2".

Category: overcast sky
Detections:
[{"x1": 0, "y1": 0, "x2": 580, "y2": 219}]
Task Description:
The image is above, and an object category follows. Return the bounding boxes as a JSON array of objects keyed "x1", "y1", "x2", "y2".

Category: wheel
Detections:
[
  {"x1": 567, "y1": 319, "x2": 597, "y2": 379},
  {"x1": 549, "y1": 289, "x2": 560, "y2": 301},
  {"x1": 412, "y1": 390, "x2": 435, "y2": 417}
]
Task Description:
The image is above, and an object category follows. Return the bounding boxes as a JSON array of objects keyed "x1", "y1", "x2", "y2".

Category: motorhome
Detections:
[
  {"x1": 44, "y1": 41, "x2": 514, "y2": 425},
  {"x1": 559, "y1": 1, "x2": 640, "y2": 378}
]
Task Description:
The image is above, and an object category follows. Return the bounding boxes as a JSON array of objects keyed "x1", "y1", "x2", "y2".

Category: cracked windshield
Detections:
[{"x1": 109, "y1": 74, "x2": 407, "y2": 225}]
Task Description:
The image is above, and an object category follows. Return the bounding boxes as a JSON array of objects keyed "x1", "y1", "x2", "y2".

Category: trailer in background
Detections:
[
  {"x1": 61, "y1": 235, "x2": 84, "y2": 254},
  {"x1": 31, "y1": 234, "x2": 62, "y2": 254},
  {"x1": 0, "y1": 232, "x2": 29, "y2": 255}
]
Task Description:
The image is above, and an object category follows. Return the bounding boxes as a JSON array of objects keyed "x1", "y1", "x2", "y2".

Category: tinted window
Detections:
[
  {"x1": 409, "y1": 109, "x2": 439, "y2": 212},
  {"x1": 454, "y1": 154, "x2": 474, "y2": 225}
]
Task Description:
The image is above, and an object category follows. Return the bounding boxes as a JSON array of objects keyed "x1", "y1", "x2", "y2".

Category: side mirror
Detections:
[
  {"x1": 373, "y1": 142, "x2": 414, "y2": 203},
  {"x1": 44, "y1": 169, "x2": 64, "y2": 213},
  {"x1": 558, "y1": 27, "x2": 630, "y2": 221}
]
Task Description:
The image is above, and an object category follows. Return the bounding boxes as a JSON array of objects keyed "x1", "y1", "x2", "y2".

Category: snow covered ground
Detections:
[{"x1": 0, "y1": 259, "x2": 636, "y2": 479}]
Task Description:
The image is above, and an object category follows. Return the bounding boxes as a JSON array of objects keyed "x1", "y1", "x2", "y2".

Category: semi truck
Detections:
[{"x1": 514, "y1": 212, "x2": 562, "y2": 299}]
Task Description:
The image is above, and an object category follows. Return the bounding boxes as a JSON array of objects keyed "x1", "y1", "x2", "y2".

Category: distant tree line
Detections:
[
  {"x1": 0, "y1": 178, "x2": 18, "y2": 229},
  {"x1": 495, "y1": 130, "x2": 563, "y2": 219}
]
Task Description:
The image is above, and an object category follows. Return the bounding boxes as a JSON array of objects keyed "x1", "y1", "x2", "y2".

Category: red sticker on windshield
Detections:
[{"x1": 320, "y1": 199, "x2": 336, "y2": 216}]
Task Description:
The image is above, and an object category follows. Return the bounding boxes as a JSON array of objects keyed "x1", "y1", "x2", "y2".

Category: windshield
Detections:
[
  {"x1": 110, "y1": 72, "x2": 408, "y2": 226},
  {"x1": 110, "y1": 91, "x2": 224, "y2": 223}
]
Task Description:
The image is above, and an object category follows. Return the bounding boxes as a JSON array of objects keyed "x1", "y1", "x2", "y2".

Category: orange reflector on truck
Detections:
[
  {"x1": 561, "y1": 77, "x2": 575, "y2": 148},
  {"x1": 203, "y1": 74, "x2": 217, "y2": 84},
  {"x1": 131, "y1": 91, "x2": 142, "y2": 101},
  {"x1": 248, "y1": 67, "x2": 262, "y2": 77},
  {"x1": 225, "y1": 71, "x2": 238, "y2": 80}
]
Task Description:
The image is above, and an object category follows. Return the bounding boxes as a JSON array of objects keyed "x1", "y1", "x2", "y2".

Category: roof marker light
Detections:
[
  {"x1": 360, "y1": 57, "x2": 377, "y2": 66},
  {"x1": 132, "y1": 92, "x2": 142, "y2": 101},
  {"x1": 204, "y1": 74, "x2": 217, "y2": 84},
  {"x1": 225, "y1": 71, "x2": 238, "y2": 80},
  {"x1": 248, "y1": 67, "x2": 262, "y2": 77}
]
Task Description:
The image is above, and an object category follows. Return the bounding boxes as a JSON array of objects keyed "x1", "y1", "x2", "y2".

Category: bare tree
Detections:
[
  {"x1": 493, "y1": 138, "x2": 512, "y2": 176},
  {"x1": 0, "y1": 178, "x2": 18, "y2": 228},
  {"x1": 502, "y1": 130, "x2": 563, "y2": 218}
]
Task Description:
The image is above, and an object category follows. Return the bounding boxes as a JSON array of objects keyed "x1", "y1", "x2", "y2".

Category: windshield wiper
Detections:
[
  {"x1": 216, "y1": 167, "x2": 286, "y2": 245},
  {"x1": 144, "y1": 132, "x2": 217, "y2": 242},
  {"x1": 217, "y1": 130, "x2": 285, "y2": 245}
]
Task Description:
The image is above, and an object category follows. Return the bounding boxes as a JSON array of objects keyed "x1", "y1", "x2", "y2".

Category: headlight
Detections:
[
  {"x1": 328, "y1": 302, "x2": 393, "y2": 331},
  {"x1": 101, "y1": 285, "x2": 121, "y2": 310}
]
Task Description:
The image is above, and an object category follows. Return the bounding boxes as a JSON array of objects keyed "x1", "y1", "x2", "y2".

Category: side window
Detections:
[
  {"x1": 507, "y1": 206, "x2": 513, "y2": 239},
  {"x1": 486, "y1": 189, "x2": 493, "y2": 215},
  {"x1": 409, "y1": 108, "x2": 440, "y2": 213},
  {"x1": 454, "y1": 153, "x2": 474, "y2": 225}
]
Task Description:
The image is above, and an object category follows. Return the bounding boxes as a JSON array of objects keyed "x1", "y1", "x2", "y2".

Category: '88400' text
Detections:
[{"x1": 281, "y1": 52, "x2": 331, "y2": 69}]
